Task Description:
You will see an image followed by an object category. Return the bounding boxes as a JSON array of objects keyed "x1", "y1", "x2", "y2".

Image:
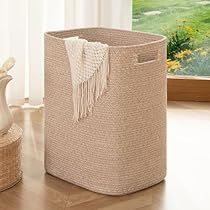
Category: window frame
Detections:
[{"x1": 167, "y1": 76, "x2": 210, "y2": 102}]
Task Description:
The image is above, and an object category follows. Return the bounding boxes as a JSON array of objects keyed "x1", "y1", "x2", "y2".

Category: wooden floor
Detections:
[{"x1": 0, "y1": 102, "x2": 210, "y2": 210}]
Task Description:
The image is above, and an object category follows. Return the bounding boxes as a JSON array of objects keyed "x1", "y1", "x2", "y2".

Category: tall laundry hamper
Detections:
[{"x1": 44, "y1": 28, "x2": 167, "y2": 195}]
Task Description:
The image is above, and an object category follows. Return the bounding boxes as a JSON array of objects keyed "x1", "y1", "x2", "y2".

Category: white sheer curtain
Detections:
[
  {"x1": 0, "y1": 0, "x2": 132, "y2": 105},
  {"x1": 65, "y1": 0, "x2": 132, "y2": 29}
]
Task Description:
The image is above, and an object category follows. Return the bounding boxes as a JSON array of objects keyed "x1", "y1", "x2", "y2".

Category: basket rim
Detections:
[
  {"x1": 0, "y1": 124, "x2": 22, "y2": 148},
  {"x1": 45, "y1": 27, "x2": 166, "y2": 49}
]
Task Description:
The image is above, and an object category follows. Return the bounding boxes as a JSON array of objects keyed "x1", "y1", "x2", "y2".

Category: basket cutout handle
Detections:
[{"x1": 136, "y1": 49, "x2": 159, "y2": 65}]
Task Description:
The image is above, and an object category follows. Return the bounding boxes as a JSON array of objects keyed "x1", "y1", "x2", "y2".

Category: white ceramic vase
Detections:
[{"x1": 0, "y1": 75, "x2": 13, "y2": 135}]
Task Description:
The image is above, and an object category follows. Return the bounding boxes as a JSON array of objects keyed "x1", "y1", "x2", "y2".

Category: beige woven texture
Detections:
[
  {"x1": 44, "y1": 28, "x2": 167, "y2": 195},
  {"x1": 0, "y1": 124, "x2": 22, "y2": 192}
]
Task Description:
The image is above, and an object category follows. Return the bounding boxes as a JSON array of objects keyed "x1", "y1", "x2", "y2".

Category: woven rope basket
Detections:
[
  {"x1": 0, "y1": 124, "x2": 22, "y2": 191},
  {"x1": 44, "y1": 28, "x2": 167, "y2": 195}
]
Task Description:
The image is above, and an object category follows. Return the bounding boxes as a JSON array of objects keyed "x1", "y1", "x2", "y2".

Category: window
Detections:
[{"x1": 132, "y1": 0, "x2": 210, "y2": 101}]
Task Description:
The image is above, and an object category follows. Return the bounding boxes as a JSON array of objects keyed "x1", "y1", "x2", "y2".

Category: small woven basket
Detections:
[
  {"x1": 0, "y1": 124, "x2": 22, "y2": 191},
  {"x1": 44, "y1": 28, "x2": 167, "y2": 195}
]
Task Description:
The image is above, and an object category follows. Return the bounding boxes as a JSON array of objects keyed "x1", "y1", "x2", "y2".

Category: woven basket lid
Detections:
[{"x1": 0, "y1": 124, "x2": 22, "y2": 148}]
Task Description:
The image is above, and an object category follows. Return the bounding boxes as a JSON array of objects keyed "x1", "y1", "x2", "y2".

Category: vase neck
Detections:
[{"x1": 0, "y1": 75, "x2": 12, "y2": 88}]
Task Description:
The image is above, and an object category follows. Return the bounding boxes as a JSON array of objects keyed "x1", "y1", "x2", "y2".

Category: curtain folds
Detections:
[
  {"x1": 0, "y1": 0, "x2": 132, "y2": 105},
  {"x1": 65, "y1": 0, "x2": 132, "y2": 29}
]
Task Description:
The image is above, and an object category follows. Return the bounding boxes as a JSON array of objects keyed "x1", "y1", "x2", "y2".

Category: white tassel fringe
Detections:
[{"x1": 72, "y1": 51, "x2": 109, "y2": 122}]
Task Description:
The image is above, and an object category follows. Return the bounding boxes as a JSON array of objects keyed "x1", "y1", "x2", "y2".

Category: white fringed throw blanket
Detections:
[{"x1": 65, "y1": 37, "x2": 109, "y2": 122}]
